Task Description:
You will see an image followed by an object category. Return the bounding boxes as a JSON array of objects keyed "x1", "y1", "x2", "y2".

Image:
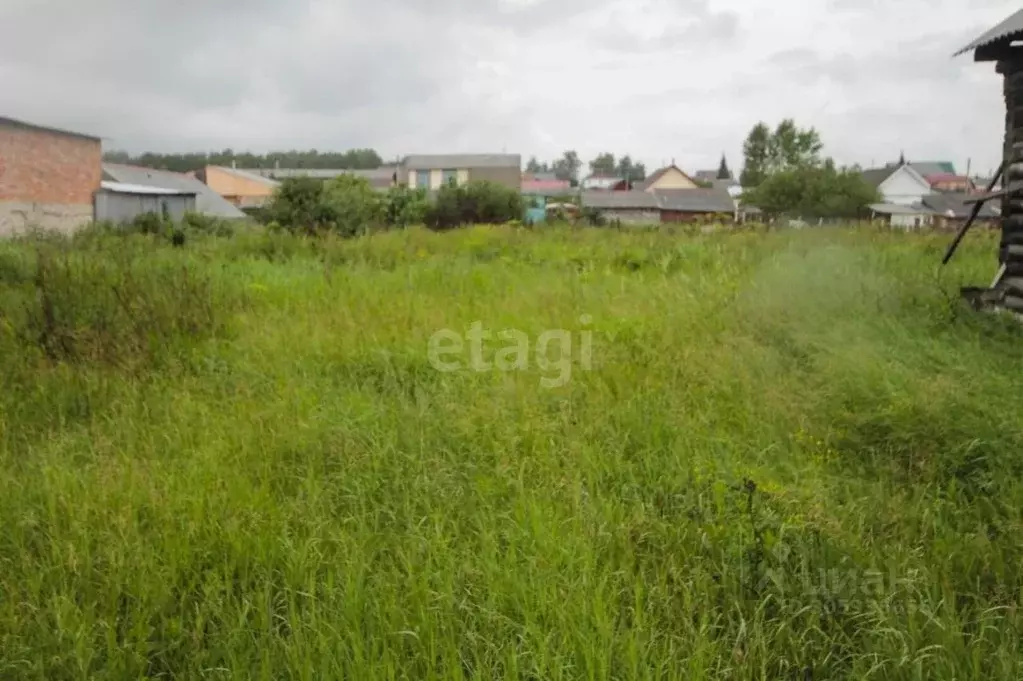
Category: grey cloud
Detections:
[
  {"x1": 589, "y1": 1, "x2": 740, "y2": 53},
  {"x1": 0, "y1": 0, "x2": 555, "y2": 152}
]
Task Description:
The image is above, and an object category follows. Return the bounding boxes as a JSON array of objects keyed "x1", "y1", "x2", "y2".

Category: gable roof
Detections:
[
  {"x1": 861, "y1": 166, "x2": 898, "y2": 188},
  {"x1": 954, "y1": 9, "x2": 1023, "y2": 56},
  {"x1": 861, "y1": 163, "x2": 931, "y2": 190},
  {"x1": 102, "y1": 163, "x2": 246, "y2": 218},
  {"x1": 921, "y1": 192, "x2": 1000, "y2": 219},
  {"x1": 635, "y1": 164, "x2": 699, "y2": 191},
  {"x1": 0, "y1": 115, "x2": 101, "y2": 142},
  {"x1": 403, "y1": 154, "x2": 520, "y2": 170}
]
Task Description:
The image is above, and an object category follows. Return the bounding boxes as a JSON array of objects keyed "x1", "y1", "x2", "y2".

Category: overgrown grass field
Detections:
[{"x1": 0, "y1": 224, "x2": 1021, "y2": 679}]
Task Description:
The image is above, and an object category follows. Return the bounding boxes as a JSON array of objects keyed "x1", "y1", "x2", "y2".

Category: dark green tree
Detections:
[
  {"x1": 551, "y1": 151, "x2": 582, "y2": 184},
  {"x1": 102, "y1": 148, "x2": 385, "y2": 173},
  {"x1": 716, "y1": 154, "x2": 732, "y2": 180},
  {"x1": 768, "y1": 119, "x2": 823, "y2": 172},
  {"x1": 589, "y1": 153, "x2": 617, "y2": 176},
  {"x1": 740, "y1": 123, "x2": 772, "y2": 188},
  {"x1": 615, "y1": 155, "x2": 647, "y2": 183}
]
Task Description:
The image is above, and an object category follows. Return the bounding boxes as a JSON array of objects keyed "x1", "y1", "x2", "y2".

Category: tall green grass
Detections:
[{"x1": 0, "y1": 224, "x2": 1020, "y2": 679}]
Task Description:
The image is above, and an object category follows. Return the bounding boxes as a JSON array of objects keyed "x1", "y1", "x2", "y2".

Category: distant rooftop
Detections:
[{"x1": 403, "y1": 154, "x2": 520, "y2": 170}]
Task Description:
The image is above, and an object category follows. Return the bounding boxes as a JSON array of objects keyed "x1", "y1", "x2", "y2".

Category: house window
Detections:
[
  {"x1": 416, "y1": 170, "x2": 430, "y2": 189},
  {"x1": 442, "y1": 169, "x2": 458, "y2": 186}
]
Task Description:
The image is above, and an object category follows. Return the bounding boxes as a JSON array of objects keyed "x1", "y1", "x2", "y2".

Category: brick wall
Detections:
[
  {"x1": 467, "y1": 165, "x2": 522, "y2": 191},
  {"x1": 0, "y1": 121, "x2": 102, "y2": 234},
  {"x1": 0, "y1": 121, "x2": 102, "y2": 204}
]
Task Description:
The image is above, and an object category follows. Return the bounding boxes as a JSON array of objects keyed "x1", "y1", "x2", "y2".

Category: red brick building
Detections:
[{"x1": 0, "y1": 116, "x2": 102, "y2": 235}]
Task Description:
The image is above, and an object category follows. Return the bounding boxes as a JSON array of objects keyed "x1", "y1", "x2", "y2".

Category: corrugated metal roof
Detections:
[
  {"x1": 921, "y1": 192, "x2": 1000, "y2": 219},
  {"x1": 909, "y1": 161, "x2": 956, "y2": 177},
  {"x1": 403, "y1": 154, "x2": 521, "y2": 170},
  {"x1": 655, "y1": 188, "x2": 735, "y2": 212},
  {"x1": 102, "y1": 164, "x2": 246, "y2": 219},
  {"x1": 100, "y1": 181, "x2": 196, "y2": 196},
  {"x1": 868, "y1": 203, "x2": 934, "y2": 215},
  {"x1": 954, "y1": 9, "x2": 1023, "y2": 56},
  {"x1": 581, "y1": 190, "x2": 659, "y2": 209}
]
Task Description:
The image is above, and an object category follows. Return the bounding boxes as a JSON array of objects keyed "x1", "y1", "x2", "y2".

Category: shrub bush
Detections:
[
  {"x1": 263, "y1": 177, "x2": 331, "y2": 235},
  {"x1": 425, "y1": 180, "x2": 523, "y2": 230},
  {"x1": 182, "y1": 211, "x2": 235, "y2": 238},
  {"x1": 264, "y1": 175, "x2": 384, "y2": 236},
  {"x1": 383, "y1": 185, "x2": 430, "y2": 228},
  {"x1": 320, "y1": 175, "x2": 383, "y2": 237}
]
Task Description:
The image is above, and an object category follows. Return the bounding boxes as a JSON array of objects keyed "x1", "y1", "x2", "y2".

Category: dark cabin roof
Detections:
[
  {"x1": 954, "y1": 9, "x2": 1023, "y2": 56},
  {"x1": 861, "y1": 166, "x2": 899, "y2": 188}
]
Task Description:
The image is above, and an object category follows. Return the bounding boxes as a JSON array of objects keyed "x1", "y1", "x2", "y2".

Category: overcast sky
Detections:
[{"x1": 0, "y1": 0, "x2": 1018, "y2": 175}]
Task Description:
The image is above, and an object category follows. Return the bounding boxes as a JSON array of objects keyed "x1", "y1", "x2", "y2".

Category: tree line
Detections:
[
  {"x1": 525, "y1": 152, "x2": 648, "y2": 183},
  {"x1": 102, "y1": 149, "x2": 385, "y2": 173}
]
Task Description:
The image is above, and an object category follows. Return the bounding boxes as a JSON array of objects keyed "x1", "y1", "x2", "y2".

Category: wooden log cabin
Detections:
[{"x1": 949, "y1": 9, "x2": 1023, "y2": 315}]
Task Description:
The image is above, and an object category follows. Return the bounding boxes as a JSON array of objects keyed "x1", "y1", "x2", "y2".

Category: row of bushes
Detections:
[{"x1": 261, "y1": 176, "x2": 525, "y2": 236}]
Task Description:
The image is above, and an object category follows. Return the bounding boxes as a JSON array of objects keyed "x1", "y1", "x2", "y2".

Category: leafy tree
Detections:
[
  {"x1": 264, "y1": 175, "x2": 383, "y2": 236},
  {"x1": 615, "y1": 155, "x2": 647, "y2": 182},
  {"x1": 320, "y1": 175, "x2": 383, "y2": 237},
  {"x1": 589, "y1": 153, "x2": 616, "y2": 176},
  {"x1": 740, "y1": 123, "x2": 772, "y2": 188},
  {"x1": 741, "y1": 119, "x2": 823, "y2": 188},
  {"x1": 525, "y1": 157, "x2": 551, "y2": 174},
  {"x1": 263, "y1": 177, "x2": 331, "y2": 235},
  {"x1": 768, "y1": 119, "x2": 823, "y2": 172},
  {"x1": 716, "y1": 154, "x2": 732, "y2": 180},
  {"x1": 552, "y1": 150, "x2": 582, "y2": 184},
  {"x1": 742, "y1": 159, "x2": 880, "y2": 220}
]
